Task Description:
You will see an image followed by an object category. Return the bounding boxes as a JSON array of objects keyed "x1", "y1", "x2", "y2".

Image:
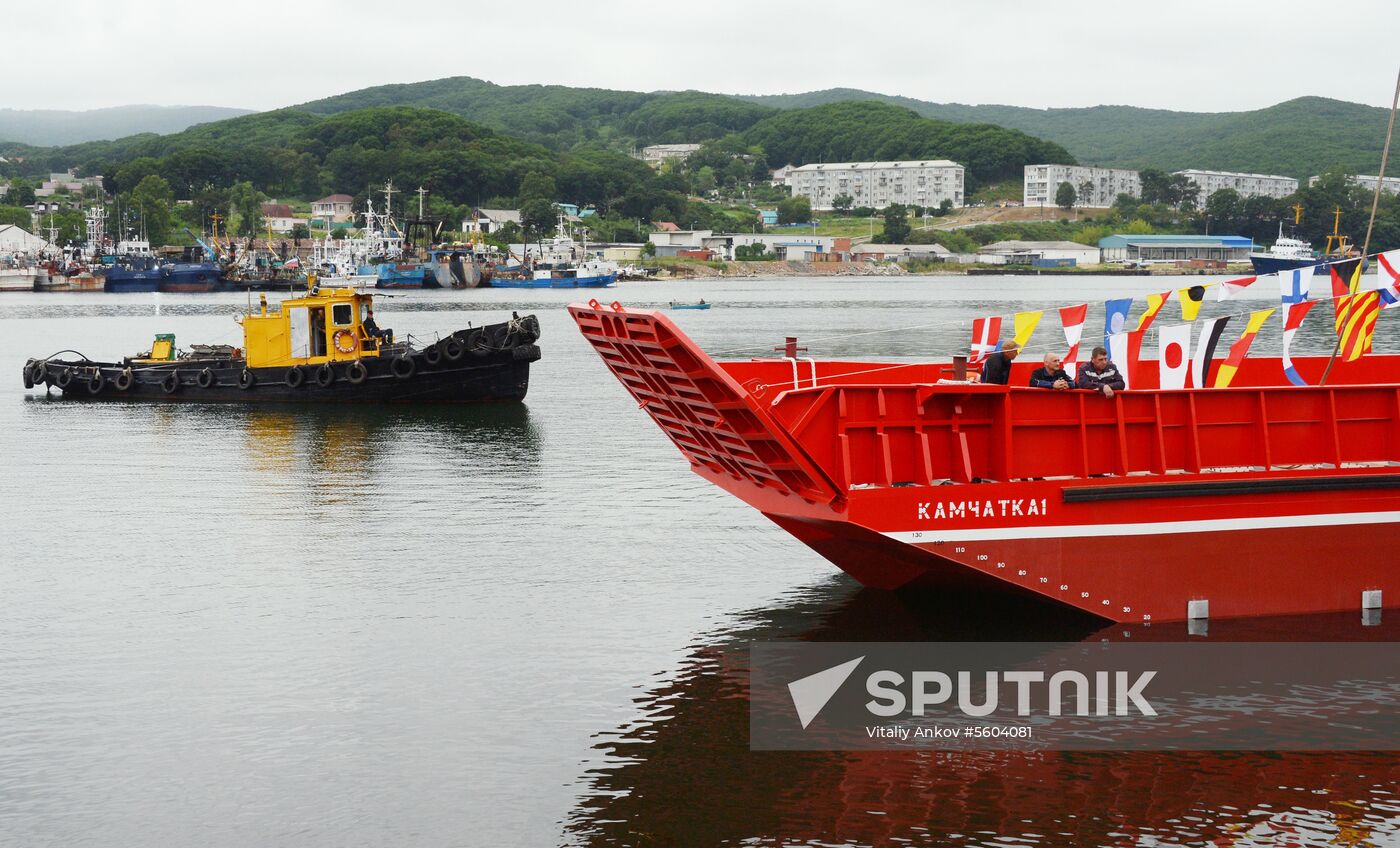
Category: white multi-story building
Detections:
[
  {"x1": 1308, "y1": 174, "x2": 1400, "y2": 196},
  {"x1": 786, "y1": 160, "x2": 964, "y2": 210},
  {"x1": 1023, "y1": 165, "x2": 1140, "y2": 208},
  {"x1": 638, "y1": 144, "x2": 703, "y2": 167},
  {"x1": 1176, "y1": 169, "x2": 1298, "y2": 202}
]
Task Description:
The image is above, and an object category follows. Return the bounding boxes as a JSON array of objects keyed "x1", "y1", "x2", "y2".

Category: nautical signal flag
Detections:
[
  {"x1": 1329, "y1": 258, "x2": 1363, "y2": 297},
  {"x1": 1107, "y1": 329, "x2": 1143, "y2": 390},
  {"x1": 1374, "y1": 250, "x2": 1400, "y2": 309},
  {"x1": 1137, "y1": 291, "x2": 1172, "y2": 331},
  {"x1": 1217, "y1": 275, "x2": 1258, "y2": 301},
  {"x1": 1214, "y1": 308, "x2": 1274, "y2": 388},
  {"x1": 1059, "y1": 303, "x2": 1088, "y2": 379},
  {"x1": 1281, "y1": 300, "x2": 1319, "y2": 386},
  {"x1": 969, "y1": 316, "x2": 1002, "y2": 366},
  {"x1": 1104, "y1": 297, "x2": 1132, "y2": 351},
  {"x1": 1335, "y1": 289, "x2": 1382, "y2": 362},
  {"x1": 1192, "y1": 316, "x2": 1231, "y2": 388},
  {"x1": 1158, "y1": 323, "x2": 1192, "y2": 390},
  {"x1": 1178, "y1": 285, "x2": 1206, "y2": 321},
  {"x1": 1279, "y1": 268, "x2": 1310, "y2": 306},
  {"x1": 1013, "y1": 310, "x2": 1043, "y2": 348}
]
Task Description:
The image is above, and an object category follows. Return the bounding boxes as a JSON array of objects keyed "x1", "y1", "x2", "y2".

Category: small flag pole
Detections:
[{"x1": 1322, "y1": 64, "x2": 1400, "y2": 385}]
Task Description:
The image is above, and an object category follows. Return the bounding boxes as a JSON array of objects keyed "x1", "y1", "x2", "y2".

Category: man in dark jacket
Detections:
[
  {"x1": 980, "y1": 340, "x2": 1019, "y2": 385},
  {"x1": 1029, "y1": 353, "x2": 1071, "y2": 390},
  {"x1": 1075, "y1": 346, "x2": 1125, "y2": 396}
]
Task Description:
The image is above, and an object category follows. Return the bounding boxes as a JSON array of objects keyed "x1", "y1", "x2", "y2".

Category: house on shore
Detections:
[
  {"x1": 260, "y1": 203, "x2": 308, "y2": 234},
  {"x1": 463, "y1": 208, "x2": 522, "y2": 235},
  {"x1": 976, "y1": 240, "x2": 1101, "y2": 266},
  {"x1": 311, "y1": 194, "x2": 355, "y2": 224}
]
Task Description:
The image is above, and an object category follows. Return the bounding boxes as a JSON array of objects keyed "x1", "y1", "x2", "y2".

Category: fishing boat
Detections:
[
  {"x1": 1250, "y1": 205, "x2": 1359, "y2": 276},
  {"x1": 570, "y1": 300, "x2": 1400, "y2": 622},
  {"x1": 101, "y1": 253, "x2": 164, "y2": 292},
  {"x1": 23, "y1": 277, "x2": 542, "y2": 403},
  {"x1": 669, "y1": 300, "x2": 711, "y2": 310},
  {"x1": 1247, "y1": 231, "x2": 1317, "y2": 276},
  {"x1": 495, "y1": 213, "x2": 618, "y2": 288},
  {"x1": 494, "y1": 257, "x2": 617, "y2": 289}
]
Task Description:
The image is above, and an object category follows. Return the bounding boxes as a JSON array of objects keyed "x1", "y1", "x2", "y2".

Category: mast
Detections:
[
  {"x1": 382, "y1": 180, "x2": 395, "y2": 229},
  {"x1": 1321, "y1": 63, "x2": 1400, "y2": 386}
]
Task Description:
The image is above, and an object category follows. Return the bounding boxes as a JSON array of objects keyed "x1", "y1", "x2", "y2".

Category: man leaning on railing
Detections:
[{"x1": 1075, "y1": 347, "x2": 1125, "y2": 397}]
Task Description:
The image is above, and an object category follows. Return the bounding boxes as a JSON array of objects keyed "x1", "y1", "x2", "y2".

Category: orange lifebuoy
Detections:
[{"x1": 333, "y1": 329, "x2": 357, "y2": 354}]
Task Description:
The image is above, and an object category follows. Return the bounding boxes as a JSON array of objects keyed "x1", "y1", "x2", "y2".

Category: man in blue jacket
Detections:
[
  {"x1": 1075, "y1": 346, "x2": 1125, "y2": 397},
  {"x1": 1029, "y1": 353, "x2": 1071, "y2": 390}
]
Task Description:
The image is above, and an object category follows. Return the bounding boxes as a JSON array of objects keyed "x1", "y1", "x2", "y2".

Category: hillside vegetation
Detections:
[
  {"x1": 1, "y1": 98, "x2": 1072, "y2": 218},
  {"x1": 740, "y1": 101, "x2": 1074, "y2": 188},
  {"x1": 739, "y1": 90, "x2": 1390, "y2": 178},
  {"x1": 294, "y1": 77, "x2": 776, "y2": 149}
]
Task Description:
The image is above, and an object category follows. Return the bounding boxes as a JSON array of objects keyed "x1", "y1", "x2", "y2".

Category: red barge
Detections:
[{"x1": 570, "y1": 301, "x2": 1400, "y2": 623}]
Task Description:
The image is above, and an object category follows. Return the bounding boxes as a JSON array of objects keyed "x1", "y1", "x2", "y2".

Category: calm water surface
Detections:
[{"x1": 1, "y1": 276, "x2": 1397, "y2": 846}]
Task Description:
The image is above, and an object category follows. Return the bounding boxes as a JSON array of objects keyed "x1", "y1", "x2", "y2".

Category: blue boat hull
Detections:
[
  {"x1": 490, "y1": 272, "x2": 616, "y2": 289},
  {"x1": 160, "y1": 263, "x2": 231, "y2": 292},
  {"x1": 368, "y1": 264, "x2": 440, "y2": 289},
  {"x1": 1250, "y1": 255, "x2": 1327, "y2": 276},
  {"x1": 103, "y1": 270, "x2": 163, "y2": 292},
  {"x1": 103, "y1": 262, "x2": 231, "y2": 292}
]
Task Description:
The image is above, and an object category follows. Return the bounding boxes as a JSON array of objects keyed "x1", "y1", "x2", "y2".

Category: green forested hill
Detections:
[
  {"x1": 740, "y1": 101, "x2": 1075, "y2": 186},
  {"x1": 5, "y1": 107, "x2": 646, "y2": 214},
  {"x1": 739, "y1": 90, "x2": 1389, "y2": 178},
  {"x1": 294, "y1": 78, "x2": 1076, "y2": 185},
  {"x1": 2, "y1": 95, "x2": 1070, "y2": 209},
  {"x1": 294, "y1": 77, "x2": 776, "y2": 148},
  {"x1": 4, "y1": 78, "x2": 1386, "y2": 182}
]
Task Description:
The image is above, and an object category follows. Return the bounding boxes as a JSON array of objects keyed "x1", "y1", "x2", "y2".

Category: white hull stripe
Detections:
[{"x1": 883, "y1": 510, "x2": 1400, "y2": 543}]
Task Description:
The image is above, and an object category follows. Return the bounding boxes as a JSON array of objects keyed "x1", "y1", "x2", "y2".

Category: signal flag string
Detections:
[{"x1": 710, "y1": 248, "x2": 1396, "y2": 363}]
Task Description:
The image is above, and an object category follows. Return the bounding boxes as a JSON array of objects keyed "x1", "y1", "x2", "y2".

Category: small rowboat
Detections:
[{"x1": 669, "y1": 301, "x2": 711, "y2": 310}]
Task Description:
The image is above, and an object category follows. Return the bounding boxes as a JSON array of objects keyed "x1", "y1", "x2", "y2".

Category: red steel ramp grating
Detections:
[{"x1": 569, "y1": 303, "x2": 840, "y2": 505}]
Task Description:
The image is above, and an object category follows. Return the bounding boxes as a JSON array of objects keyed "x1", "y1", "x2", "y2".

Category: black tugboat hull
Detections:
[{"x1": 23, "y1": 318, "x2": 541, "y2": 404}]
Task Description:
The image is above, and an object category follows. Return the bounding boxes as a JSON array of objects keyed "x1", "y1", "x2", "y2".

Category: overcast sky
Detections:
[{"x1": 7, "y1": 0, "x2": 1398, "y2": 113}]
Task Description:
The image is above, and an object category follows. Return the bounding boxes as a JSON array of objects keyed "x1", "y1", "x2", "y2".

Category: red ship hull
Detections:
[{"x1": 570, "y1": 302, "x2": 1400, "y2": 622}]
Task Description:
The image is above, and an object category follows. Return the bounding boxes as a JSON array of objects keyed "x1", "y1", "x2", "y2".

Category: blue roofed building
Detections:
[
  {"x1": 758, "y1": 210, "x2": 778, "y2": 226},
  {"x1": 1099, "y1": 234, "x2": 1254, "y2": 264}
]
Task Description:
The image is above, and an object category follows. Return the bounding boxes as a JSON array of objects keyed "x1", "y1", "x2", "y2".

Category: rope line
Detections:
[{"x1": 710, "y1": 249, "x2": 1396, "y2": 363}]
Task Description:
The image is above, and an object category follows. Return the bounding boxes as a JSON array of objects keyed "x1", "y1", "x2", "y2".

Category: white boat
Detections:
[{"x1": 0, "y1": 263, "x2": 40, "y2": 291}]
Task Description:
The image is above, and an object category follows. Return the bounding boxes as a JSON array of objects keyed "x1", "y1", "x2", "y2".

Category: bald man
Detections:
[{"x1": 1029, "y1": 353, "x2": 1071, "y2": 390}]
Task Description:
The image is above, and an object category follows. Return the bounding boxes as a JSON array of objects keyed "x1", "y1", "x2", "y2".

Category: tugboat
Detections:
[{"x1": 23, "y1": 276, "x2": 542, "y2": 403}]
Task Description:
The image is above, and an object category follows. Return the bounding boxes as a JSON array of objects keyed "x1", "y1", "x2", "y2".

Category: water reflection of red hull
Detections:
[
  {"x1": 570, "y1": 303, "x2": 1400, "y2": 622},
  {"x1": 569, "y1": 586, "x2": 1400, "y2": 846}
]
